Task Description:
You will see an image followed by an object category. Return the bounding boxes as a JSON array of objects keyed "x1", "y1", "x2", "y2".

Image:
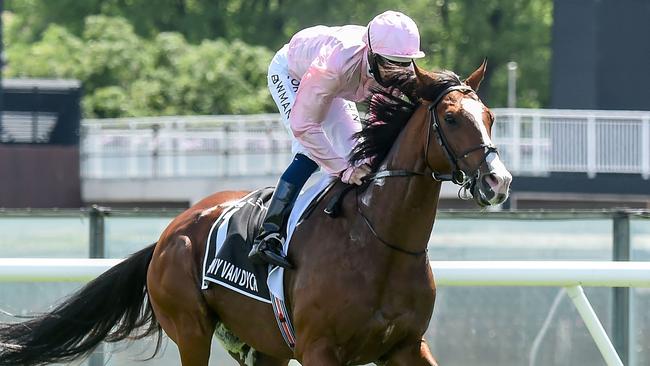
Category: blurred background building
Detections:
[
  {"x1": 552, "y1": 0, "x2": 650, "y2": 111},
  {"x1": 0, "y1": 79, "x2": 82, "y2": 207}
]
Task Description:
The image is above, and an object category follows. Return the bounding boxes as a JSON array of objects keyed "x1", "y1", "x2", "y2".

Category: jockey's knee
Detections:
[{"x1": 281, "y1": 153, "x2": 318, "y2": 186}]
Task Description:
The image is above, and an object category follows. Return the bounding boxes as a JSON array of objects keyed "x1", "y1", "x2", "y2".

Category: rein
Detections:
[
  {"x1": 356, "y1": 84, "x2": 500, "y2": 257},
  {"x1": 357, "y1": 200, "x2": 428, "y2": 256}
]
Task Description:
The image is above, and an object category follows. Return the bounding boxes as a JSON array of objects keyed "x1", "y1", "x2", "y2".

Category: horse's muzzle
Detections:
[{"x1": 473, "y1": 170, "x2": 511, "y2": 207}]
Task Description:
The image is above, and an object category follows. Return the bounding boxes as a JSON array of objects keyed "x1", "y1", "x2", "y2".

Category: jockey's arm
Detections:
[{"x1": 289, "y1": 58, "x2": 349, "y2": 175}]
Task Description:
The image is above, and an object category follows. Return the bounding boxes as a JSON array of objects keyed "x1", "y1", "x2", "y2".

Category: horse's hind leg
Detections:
[
  {"x1": 152, "y1": 310, "x2": 215, "y2": 366},
  {"x1": 148, "y1": 234, "x2": 217, "y2": 365},
  {"x1": 175, "y1": 325, "x2": 214, "y2": 365},
  {"x1": 229, "y1": 351, "x2": 290, "y2": 366}
]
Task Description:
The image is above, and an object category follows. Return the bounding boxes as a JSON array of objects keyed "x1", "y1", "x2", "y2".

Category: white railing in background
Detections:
[
  {"x1": 492, "y1": 108, "x2": 650, "y2": 178},
  {"x1": 81, "y1": 109, "x2": 650, "y2": 179},
  {"x1": 81, "y1": 114, "x2": 293, "y2": 178},
  {"x1": 2, "y1": 259, "x2": 648, "y2": 366}
]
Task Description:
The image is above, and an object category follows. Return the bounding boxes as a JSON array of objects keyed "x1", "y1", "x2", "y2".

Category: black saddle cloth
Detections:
[
  {"x1": 202, "y1": 188, "x2": 274, "y2": 302},
  {"x1": 201, "y1": 180, "x2": 339, "y2": 302}
]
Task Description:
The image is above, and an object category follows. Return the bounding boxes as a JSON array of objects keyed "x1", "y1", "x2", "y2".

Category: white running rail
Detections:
[{"x1": 2, "y1": 259, "x2": 649, "y2": 366}]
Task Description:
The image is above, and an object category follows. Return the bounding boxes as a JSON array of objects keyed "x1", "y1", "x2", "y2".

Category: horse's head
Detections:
[{"x1": 415, "y1": 60, "x2": 512, "y2": 207}]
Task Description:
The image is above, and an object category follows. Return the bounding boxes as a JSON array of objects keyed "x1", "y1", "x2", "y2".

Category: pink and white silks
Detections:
[{"x1": 267, "y1": 11, "x2": 425, "y2": 176}]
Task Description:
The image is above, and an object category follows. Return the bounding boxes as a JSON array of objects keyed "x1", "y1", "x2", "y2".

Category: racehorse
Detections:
[{"x1": 0, "y1": 60, "x2": 511, "y2": 366}]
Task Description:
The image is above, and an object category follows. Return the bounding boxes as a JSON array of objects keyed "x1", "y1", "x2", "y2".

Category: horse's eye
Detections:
[{"x1": 444, "y1": 113, "x2": 456, "y2": 124}]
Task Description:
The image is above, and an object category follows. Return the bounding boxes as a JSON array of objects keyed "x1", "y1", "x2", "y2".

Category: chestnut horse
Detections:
[{"x1": 0, "y1": 61, "x2": 511, "y2": 366}]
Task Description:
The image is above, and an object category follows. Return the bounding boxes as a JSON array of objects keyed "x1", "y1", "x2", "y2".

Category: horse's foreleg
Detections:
[
  {"x1": 384, "y1": 339, "x2": 439, "y2": 366},
  {"x1": 298, "y1": 339, "x2": 341, "y2": 366}
]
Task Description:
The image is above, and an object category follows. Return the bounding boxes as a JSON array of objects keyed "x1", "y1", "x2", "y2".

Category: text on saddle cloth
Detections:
[
  {"x1": 201, "y1": 188, "x2": 274, "y2": 303},
  {"x1": 201, "y1": 175, "x2": 336, "y2": 303}
]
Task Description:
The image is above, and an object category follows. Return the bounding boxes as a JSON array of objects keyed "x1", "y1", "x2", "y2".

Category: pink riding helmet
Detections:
[{"x1": 364, "y1": 11, "x2": 426, "y2": 62}]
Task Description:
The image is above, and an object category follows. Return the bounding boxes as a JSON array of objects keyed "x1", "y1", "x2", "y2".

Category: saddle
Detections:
[{"x1": 201, "y1": 178, "x2": 340, "y2": 301}]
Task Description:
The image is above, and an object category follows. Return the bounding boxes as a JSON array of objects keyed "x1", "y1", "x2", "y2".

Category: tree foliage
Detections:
[
  {"x1": 4, "y1": 0, "x2": 552, "y2": 117},
  {"x1": 4, "y1": 14, "x2": 274, "y2": 117}
]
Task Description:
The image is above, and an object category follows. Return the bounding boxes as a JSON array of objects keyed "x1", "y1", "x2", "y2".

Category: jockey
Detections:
[{"x1": 248, "y1": 11, "x2": 426, "y2": 268}]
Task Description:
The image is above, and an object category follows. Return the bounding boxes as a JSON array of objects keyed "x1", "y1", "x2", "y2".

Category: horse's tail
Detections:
[{"x1": 0, "y1": 243, "x2": 162, "y2": 366}]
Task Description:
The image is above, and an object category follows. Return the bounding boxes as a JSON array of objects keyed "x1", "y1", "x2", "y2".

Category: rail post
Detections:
[
  {"x1": 612, "y1": 211, "x2": 630, "y2": 365},
  {"x1": 88, "y1": 205, "x2": 108, "y2": 366},
  {"x1": 88, "y1": 205, "x2": 107, "y2": 259}
]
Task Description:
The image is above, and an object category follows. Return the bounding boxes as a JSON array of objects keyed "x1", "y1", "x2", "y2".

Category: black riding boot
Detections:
[{"x1": 248, "y1": 179, "x2": 301, "y2": 268}]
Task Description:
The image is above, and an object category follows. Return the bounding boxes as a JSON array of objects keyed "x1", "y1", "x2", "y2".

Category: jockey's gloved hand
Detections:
[{"x1": 341, "y1": 164, "x2": 372, "y2": 185}]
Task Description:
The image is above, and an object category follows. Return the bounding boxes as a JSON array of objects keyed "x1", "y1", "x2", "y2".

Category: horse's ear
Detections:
[{"x1": 465, "y1": 58, "x2": 488, "y2": 91}]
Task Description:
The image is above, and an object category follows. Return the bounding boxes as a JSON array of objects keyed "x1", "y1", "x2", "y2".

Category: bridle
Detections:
[
  {"x1": 365, "y1": 84, "x2": 499, "y2": 190},
  {"x1": 425, "y1": 85, "x2": 499, "y2": 188},
  {"x1": 358, "y1": 84, "x2": 500, "y2": 256}
]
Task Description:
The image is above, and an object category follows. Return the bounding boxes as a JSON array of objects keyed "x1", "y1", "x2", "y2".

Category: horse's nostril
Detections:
[{"x1": 482, "y1": 174, "x2": 499, "y2": 190}]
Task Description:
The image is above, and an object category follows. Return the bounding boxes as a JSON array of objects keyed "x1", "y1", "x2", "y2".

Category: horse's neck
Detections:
[{"x1": 359, "y1": 107, "x2": 442, "y2": 254}]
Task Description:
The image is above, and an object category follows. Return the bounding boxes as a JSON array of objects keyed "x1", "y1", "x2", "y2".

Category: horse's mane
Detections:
[{"x1": 349, "y1": 67, "x2": 463, "y2": 168}]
